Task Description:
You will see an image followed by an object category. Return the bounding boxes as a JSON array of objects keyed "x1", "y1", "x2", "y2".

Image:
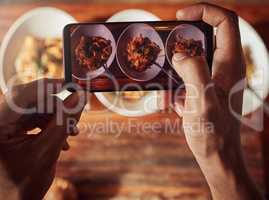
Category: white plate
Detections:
[
  {"x1": 95, "y1": 9, "x2": 161, "y2": 117},
  {"x1": 107, "y1": 9, "x2": 160, "y2": 22},
  {"x1": 240, "y1": 17, "x2": 269, "y2": 115},
  {"x1": 0, "y1": 7, "x2": 76, "y2": 94}
]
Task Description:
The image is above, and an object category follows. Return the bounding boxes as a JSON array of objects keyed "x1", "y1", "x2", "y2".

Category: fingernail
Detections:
[{"x1": 173, "y1": 52, "x2": 188, "y2": 62}]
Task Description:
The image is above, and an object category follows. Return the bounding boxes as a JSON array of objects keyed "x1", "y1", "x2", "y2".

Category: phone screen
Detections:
[{"x1": 63, "y1": 21, "x2": 213, "y2": 92}]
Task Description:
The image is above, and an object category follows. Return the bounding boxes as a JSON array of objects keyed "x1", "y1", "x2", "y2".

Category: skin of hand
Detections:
[
  {"x1": 0, "y1": 78, "x2": 86, "y2": 200},
  {"x1": 171, "y1": 3, "x2": 263, "y2": 200}
]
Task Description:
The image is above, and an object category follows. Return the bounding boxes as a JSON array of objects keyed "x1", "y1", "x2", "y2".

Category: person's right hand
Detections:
[
  {"x1": 171, "y1": 3, "x2": 263, "y2": 200},
  {"x1": 173, "y1": 2, "x2": 244, "y2": 164}
]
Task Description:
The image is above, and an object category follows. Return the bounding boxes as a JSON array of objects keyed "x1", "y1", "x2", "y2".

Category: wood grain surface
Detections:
[{"x1": 0, "y1": 3, "x2": 268, "y2": 200}]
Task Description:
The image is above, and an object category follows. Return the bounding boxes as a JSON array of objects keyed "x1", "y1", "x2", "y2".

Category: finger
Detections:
[
  {"x1": 37, "y1": 91, "x2": 86, "y2": 154},
  {"x1": 172, "y1": 53, "x2": 211, "y2": 89},
  {"x1": 0, "y1": 134, "x2": 38, "y2": 150},
  {"x1": 0, "y1": 113, "x2": 53, "y2": 138},
  {"x1": 21, "y1": 113, "x2": 55, "y2": 132},
  {"x1": 0, "y1": 79, "x2": 64, "y2": 129},
  {"x1": 6, "y1": 78, "x2": 64, "y2": 109},
  {"x1": 176, "y1": 3, "x2": 240, "y2": 53},
  {"x1": 3, "y1": 96, "x2": 59, "y2": 136},
  {"x1": 172, "y1": 53, "x2": 217, "y2": 115},
  {"x1": 33, "y1": 92, "x2": 85, "y2": 164},
  {"x1": 176, "y1": 3, "x2": 245, "y2": 90}
]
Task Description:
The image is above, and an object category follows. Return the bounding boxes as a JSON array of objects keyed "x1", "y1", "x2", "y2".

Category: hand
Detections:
[
  {"x1": 173, "y1": 2, "x2": 244, "y2": 163},
  {"x1": 172, "y1": 3, "x2": 263, "y2": 200},
  {"x1": 0, "y1": 79, "x2": 86, "y2": 200}
]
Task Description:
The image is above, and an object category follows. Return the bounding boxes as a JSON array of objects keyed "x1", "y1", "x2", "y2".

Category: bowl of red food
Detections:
[
  {"x1": 165, "y1": 24, "x2": 206, "y2": 68},
  {"x1": 71, "y1": 24, "x2": 116, "y2": 80},
  {"x1": 116, "y1": 23, "x2": 165, "y2": 82}
]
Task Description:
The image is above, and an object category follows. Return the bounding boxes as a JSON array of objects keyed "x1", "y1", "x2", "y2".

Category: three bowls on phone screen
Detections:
[{"x1": 70, "y1": 22, "x2": 205, "y2": 82}]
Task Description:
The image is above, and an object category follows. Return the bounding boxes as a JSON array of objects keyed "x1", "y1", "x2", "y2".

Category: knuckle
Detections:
[{"x1": 196, "y1": 2, "x2": 239, "y2": 27}]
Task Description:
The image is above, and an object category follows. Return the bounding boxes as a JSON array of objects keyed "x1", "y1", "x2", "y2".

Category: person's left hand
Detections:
[{"x1": 0, "y1": 79, "x2": 86, "y2": 200}]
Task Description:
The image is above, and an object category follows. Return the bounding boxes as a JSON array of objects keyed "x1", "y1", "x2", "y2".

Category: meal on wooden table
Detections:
[
  {"x1": 126, "y1": 34, "x2": 161, "y2": 72},
  {"x1": 172, "y1": 34, "x2": 204, "y2": 57},
  {"x1": 75, "y1": 36, "x2": 112, "y2": 70},
  {"x1": 15, "y1": 36, "x2": 63, "y2": 83}
]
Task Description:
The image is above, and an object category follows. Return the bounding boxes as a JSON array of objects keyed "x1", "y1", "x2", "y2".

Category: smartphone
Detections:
[{"x1": 63, "y1": 21, "x2": 214, "y2": 92}]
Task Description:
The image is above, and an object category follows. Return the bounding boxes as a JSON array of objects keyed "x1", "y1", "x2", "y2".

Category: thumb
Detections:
[
  {"x1": 172, "y1": 53, "x2": 211, "y2": 90},
  {"x1": 36, "y1": 92, "x2": 86, "y2": 153},
  {"x1": 172, "y1": 53, "x2": 214, "y2": 116}
]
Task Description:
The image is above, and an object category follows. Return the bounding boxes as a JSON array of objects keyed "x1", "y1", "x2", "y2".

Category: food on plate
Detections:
[
  {"x1": 243, "y1": 45, "x2": 255, "y2": 81},
  {"x1": 126, "y1": 34, "x2": 161, "y2": 72},
  {"x1": 75, "y1": 36, "x2": 112, "y2": 70},
  {"x1": 44, "y1": 177, "x2": 77, "y2": 200},
  {"x1": 15, "y1": 36, "x2": 63, "y2": 83},
  {"x1": 120, "y1": 91, "x2": 147, "y2": 100},
  {"x1": 172, "y1": 35, "x2": 204, "y2": 57}
]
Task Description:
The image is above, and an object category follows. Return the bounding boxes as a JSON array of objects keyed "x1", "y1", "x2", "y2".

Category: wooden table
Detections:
[{"x1": 0, "y1": 3, "x2": 269, "y2": 200}]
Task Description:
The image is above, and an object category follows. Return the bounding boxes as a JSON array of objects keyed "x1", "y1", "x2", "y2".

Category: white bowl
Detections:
[
  {"x1": 106, "y1": 9, "x2": 160, "y2": 22},
  {"x1": 0, "y1": 7, "x2": 76, "y2": 93},
  {"x1": 95, "y1": 9, "x2": 161, "y2": 117},
  {"x1": 239, "y1": 17, "x2": 269, "y2": 115}
]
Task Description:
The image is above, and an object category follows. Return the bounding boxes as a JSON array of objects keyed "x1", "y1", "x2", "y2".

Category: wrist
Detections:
[{"x1": 195, "y1": 149, "x2": 262, "y2": 200}]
